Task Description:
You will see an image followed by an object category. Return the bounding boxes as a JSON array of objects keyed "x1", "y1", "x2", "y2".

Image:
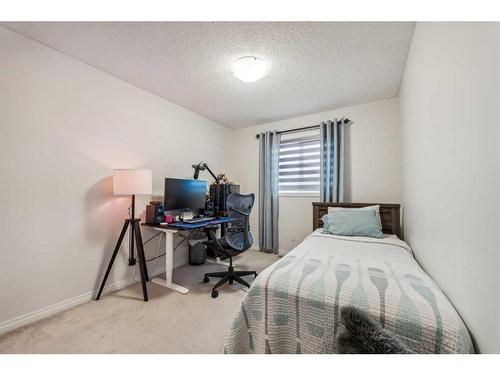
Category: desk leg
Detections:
[{"x1": 151, "y1": 231, "x2": 190, "y2": 294}]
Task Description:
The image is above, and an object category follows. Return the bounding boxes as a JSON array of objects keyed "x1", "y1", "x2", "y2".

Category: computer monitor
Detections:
[{"x1": 164, "y1": 178, "x2": 207, "y2": 210}]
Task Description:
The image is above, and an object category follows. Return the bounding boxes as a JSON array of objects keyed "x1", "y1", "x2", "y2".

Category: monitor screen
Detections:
[{"x1": 164, "y1": 178, "x2": 207, "y2": 210}]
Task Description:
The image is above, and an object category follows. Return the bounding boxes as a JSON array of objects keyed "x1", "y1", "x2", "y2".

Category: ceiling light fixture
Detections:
[{"x1": 231, "y1": 56, "x2": 269, "y2": 83}]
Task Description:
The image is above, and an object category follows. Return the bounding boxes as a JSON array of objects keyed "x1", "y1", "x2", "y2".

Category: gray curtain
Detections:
[
  {"x1": 258, "y1": 130, "x2": 280, "y2": 253},
  {"x1": 320, "y1": 119, "x2": 351, "y2": 202}
]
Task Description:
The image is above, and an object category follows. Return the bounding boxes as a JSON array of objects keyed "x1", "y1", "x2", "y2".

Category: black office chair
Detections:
[{"x1": 203, "y1": 193, "x2": 257, "y2": 298}]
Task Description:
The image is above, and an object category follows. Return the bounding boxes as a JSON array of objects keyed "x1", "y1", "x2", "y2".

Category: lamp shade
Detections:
[{"x1": 113, "y1": 169, "x2": 152, "y2": 196}]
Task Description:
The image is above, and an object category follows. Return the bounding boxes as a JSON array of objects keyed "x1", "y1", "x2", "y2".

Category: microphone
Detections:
[{"x1": 192, "y1": 162, "x2": 206, "y2": 179}]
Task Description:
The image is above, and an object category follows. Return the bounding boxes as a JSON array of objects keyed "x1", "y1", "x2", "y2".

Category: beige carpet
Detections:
[{"x1": 0, "y1": 250, "x2": 279, "y2": 354}]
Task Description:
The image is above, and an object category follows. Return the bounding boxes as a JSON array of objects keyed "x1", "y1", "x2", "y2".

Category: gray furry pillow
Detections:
[{"x1": 336, "y1": 306, "x2": 414, "y2": 354}]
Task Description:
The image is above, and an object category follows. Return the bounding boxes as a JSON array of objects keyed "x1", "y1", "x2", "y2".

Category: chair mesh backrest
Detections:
[{"x1": 225, "y1": 193, "x2": 255, "y2": 251}]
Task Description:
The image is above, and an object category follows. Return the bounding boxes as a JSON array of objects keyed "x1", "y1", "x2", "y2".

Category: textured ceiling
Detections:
[{"x1": 3, "y1": 22, "x2": 415, "y2": 129}]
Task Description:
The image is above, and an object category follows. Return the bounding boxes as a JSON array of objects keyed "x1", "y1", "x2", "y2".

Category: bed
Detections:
[{"x1": 223, "y1": 203, "x2": 474, "y2": 354}]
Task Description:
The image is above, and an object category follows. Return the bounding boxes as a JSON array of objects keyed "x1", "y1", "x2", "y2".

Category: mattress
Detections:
[{"x1": 224, "y1": 230, "x2": 474, "y2": 354}]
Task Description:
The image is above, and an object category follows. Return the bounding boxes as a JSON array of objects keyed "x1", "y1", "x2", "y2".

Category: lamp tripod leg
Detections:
[
  {"x1": 143, "y1": 256, "x2": 150, "y2": 282},
  {"x1": 96, "y1": 220, "x2": 130, "y2": 300},
  {"x1": 133, "y1": 220, "x2": 149, "y2": 301},
  {"x1": 133, "y1": 221, "x2": 149, "y2": 281}
]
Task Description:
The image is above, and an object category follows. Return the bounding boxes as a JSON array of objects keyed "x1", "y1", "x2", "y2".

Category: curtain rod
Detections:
[{"x1": 254, "y1": 118, "x2": 352, "y2": 139}]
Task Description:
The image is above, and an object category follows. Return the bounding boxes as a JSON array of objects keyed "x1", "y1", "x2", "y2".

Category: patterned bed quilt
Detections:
[{"x1": 224, "y1": 230, "x2": 474, "y2": 354}]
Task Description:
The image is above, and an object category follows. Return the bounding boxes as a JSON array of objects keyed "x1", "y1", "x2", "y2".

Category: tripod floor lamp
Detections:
[{"x1": 96, "y1": 169, "x2": 153, "y2": 301}]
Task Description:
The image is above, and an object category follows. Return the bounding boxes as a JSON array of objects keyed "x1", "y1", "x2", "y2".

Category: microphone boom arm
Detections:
[
  {"x1": 204, "y1": 164, "x2": 219, "y2": 182},
  {"x1": 192, "y1": 162, "x2": 219, "y2": 183}
]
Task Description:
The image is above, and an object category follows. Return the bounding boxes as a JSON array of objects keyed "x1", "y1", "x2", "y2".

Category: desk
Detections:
[{"x1": 142, "y1": 217, "x2": 229, "y2": 294}]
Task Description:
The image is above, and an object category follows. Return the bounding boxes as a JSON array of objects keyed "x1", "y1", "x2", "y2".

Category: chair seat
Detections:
[
  {"x1": 218, "y1": 237, "x2": 241, "y2": 257},
  {"x1": 218, "y1": 237, "x2": 229, "y2": 248},
  {"x1": 204, "y1": 237, "x2": 239, "y2": 258}
]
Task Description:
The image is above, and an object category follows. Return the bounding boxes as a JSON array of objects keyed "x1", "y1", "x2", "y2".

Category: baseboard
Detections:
[{"x1": 0, "y1": 266, "x2": 165, "y2": 336}]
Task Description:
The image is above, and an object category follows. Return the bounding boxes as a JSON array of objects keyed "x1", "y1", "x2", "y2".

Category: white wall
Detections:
[
  {"x1": 232, "y1": 98, "x2": 402, "y2": 252},
  {"x1": 400, "y1": 23, "x2": 500, "y2": 353},
  {"x1": 0, "y1": 27, "x2": 233, "y2": 329}
]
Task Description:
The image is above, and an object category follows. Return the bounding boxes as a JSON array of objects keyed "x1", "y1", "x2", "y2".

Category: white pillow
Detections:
[{"x1": 327, "y1": 205, "x2": 382, "y2": 230}]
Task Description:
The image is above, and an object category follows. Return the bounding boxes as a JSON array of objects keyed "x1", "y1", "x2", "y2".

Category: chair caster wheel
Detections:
[
  {"x1": 211, "y1": 290, "x2": 219, "y2": 298},
  {"x1": 203, "y1": 276, "x2": 209, "y2": 283}
]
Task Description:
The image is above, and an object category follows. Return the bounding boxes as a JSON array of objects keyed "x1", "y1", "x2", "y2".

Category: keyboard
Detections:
[{"x1": 183, "y1": 217, "x2": 214, "y2": 224}]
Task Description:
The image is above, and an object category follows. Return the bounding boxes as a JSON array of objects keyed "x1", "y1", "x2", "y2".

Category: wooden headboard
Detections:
[{"x1": 312, "y1": 202, "x2": 402, "y2": 238}]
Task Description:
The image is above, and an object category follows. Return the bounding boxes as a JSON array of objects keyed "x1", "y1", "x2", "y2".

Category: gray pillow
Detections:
[{"x1": 322, "y1": 210, "x2": 384, "y2": 238}]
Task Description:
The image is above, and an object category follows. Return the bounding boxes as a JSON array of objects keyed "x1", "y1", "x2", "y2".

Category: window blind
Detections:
[{"x1": 279, "y1": 134, "x2": 320, "y2": 193}]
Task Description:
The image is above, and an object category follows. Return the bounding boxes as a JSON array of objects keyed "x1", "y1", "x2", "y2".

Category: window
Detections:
[{"x1": 279, "y1": 133, "x2": 320, "y2": 195}]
